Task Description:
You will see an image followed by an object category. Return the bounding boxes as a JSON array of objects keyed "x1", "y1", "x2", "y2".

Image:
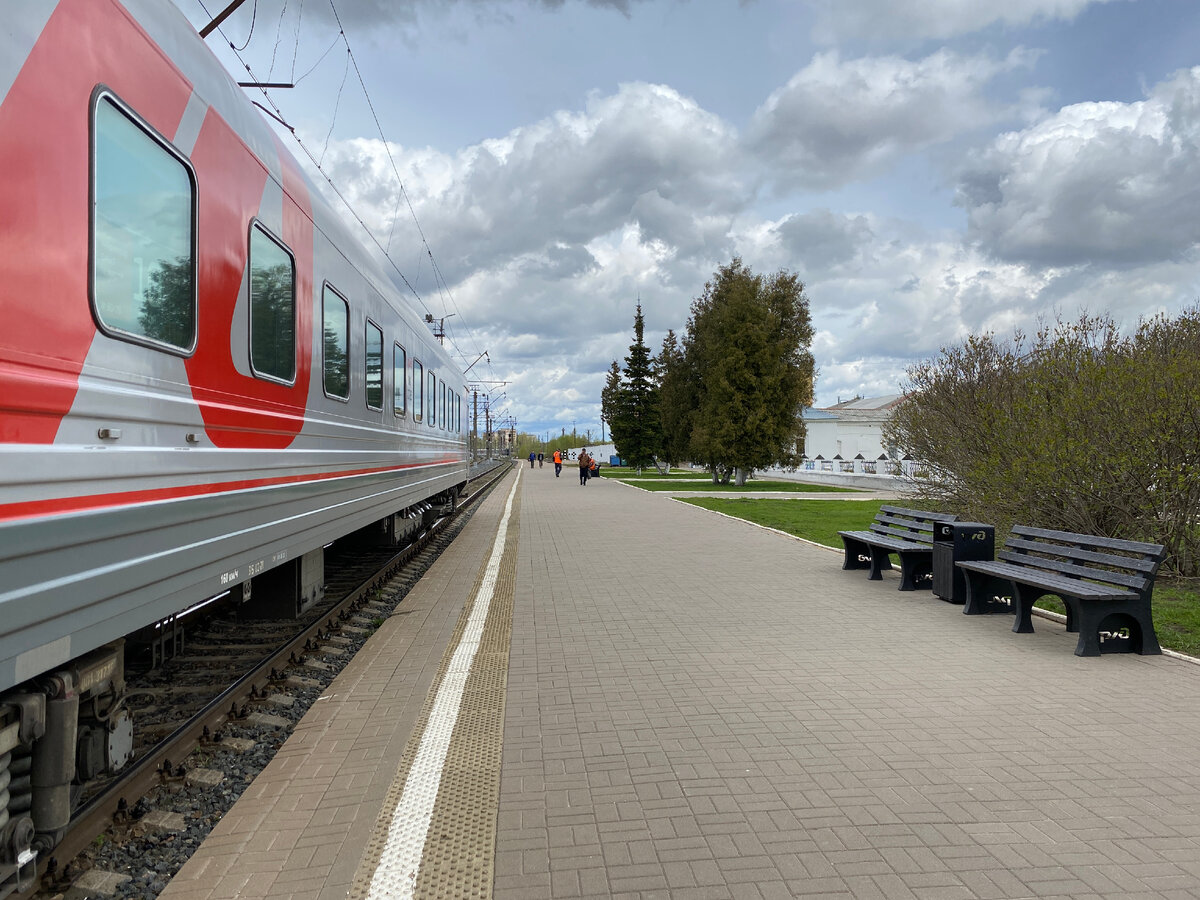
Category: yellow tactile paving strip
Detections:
[
  {"x1": 348, "y1": 478, "x2": 520, "y2": 900},
  {"x1": 157, "y1": 467, "x2": 520, "y2": 900}
]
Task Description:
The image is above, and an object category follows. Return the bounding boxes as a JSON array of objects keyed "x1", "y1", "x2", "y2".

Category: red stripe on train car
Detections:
[
  {"x1": 185, "y1": 107, "x2": 311, "y2": 448},
  {"x1": 0, "y1": 458, "x2": 465, "y2": 523},
  {"x1": 0, "y1": 0, "x2": 194, "y2": 443}
]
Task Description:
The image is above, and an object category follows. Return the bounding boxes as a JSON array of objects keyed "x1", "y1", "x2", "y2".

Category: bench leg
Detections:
[
  {"x1": 962, "y1": 573, "x2": 1011, "y2": 616},
  {"x1": 896, "y1": 553, "x2": 932, "y2": 592},
  {"x1": 1073, "y1": 598, "x2": 1162, "y2": 657},
  {"x1": 867, "y1": 546, "x2": 893, "y2": 580},
  {"x1": 1060, "y1": 597, "x2": 1078, "y2": 633},
  {"x1": 840, "y1": 536, "x2": 872, "y2": 572},
  {"x1": 1011, "y1": 583, "x2": 1040, "y2": 634}
]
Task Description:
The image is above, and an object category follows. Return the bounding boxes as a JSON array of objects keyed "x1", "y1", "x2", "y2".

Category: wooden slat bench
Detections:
[
  {"x1": 838, "y1": 505, "x2": 958, "y2": 591},
  {"x1": 956, "y1": 525, "x2": 1165, "y2": 656}
]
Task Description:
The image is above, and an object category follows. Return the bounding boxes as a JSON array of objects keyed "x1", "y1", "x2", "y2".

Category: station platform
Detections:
[{"x1": 161, "y1": 463, "x2": 1200, "y2": 900}]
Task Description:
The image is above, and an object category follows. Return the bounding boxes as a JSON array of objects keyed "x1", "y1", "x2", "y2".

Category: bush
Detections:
[{"x1": 886, "y1": 309, "x2": 1200, "y2": 575}]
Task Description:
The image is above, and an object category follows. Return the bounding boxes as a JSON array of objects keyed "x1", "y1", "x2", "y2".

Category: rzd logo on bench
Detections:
[{"x1": 1099, "y1": 627, "x2": 1131, "y2": 642}]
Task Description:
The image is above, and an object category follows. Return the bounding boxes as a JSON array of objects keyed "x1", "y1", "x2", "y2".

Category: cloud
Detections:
[
  {"x1": 293, "y1": 34, "x2": 1196, "y2": 427},
  {"x1": 804, "y1": 0, "x2": 1123, "y2": 42},
  {"x1": 297, "y1": 0, "x2": 654, "y2": 34},
  {"x1": 319, "y1": 82, "x2": 744, "y2": 282},
  {"x1": 772, "y1": 209, "x2": 875, "y2": 276},
  {"x1": 747, "y1": 49, "x2": 1038, "y2": 190},
  {"x1": 957, "y1": 66, "x2": 1200, "y2": 267}
]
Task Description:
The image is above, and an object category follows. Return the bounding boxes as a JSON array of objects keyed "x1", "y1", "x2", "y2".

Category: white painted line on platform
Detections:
[{"x1": 366, "y1": 467, "x2": 521, "y2": 900}]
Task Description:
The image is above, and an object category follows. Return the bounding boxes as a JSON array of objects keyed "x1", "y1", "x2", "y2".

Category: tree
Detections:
[
  {"x1": 684, "y1": 259, "x2": 814, "y2": 484},
  {"x1": 613, "y1": 304, "x2": 661, "y2": 471},
  {"x1": 654, "y1": 329, "x2": 693, "y2": 467},
  {"x1": 601, "y1": 360, "x2": 628, "y2": 456}
]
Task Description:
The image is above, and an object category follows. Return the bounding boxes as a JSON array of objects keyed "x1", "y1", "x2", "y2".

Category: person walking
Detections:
[
  {"x1": 528, "y1": 451, "x2": 535, "y2": 468},
  {"x1": 553, "y1": 449, "x2": 562, "y2": 477},
  {"x1": 578, "y1": 448, "x2": 591, "y2": 486},
  {"x1": 537, "y1": 452, "x2": 544, "y2": 468}
]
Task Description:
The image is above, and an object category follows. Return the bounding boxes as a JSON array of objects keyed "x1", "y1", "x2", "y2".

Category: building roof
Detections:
[
  {"x1": 801, "y1": 394, "x2": 906, "y2": 423},
  {"x1": 800, "y1": 407, "x2": 838, "y2": 420},
  {"x1": 824, "y1": 394, "x2": 906, "y2": 411}
]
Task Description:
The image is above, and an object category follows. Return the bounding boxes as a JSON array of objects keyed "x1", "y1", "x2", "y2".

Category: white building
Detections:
[
  {"x1": 564, "y1": 443, "x2": 617, "y2": 465},
  {"x1": 801, "y1": 394, "x2": 907, "y2": 461}
]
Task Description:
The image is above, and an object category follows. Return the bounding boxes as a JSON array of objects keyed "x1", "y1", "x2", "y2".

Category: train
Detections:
[{"x1": 0, "y1": 1, "x2": 472, "y2": 892}]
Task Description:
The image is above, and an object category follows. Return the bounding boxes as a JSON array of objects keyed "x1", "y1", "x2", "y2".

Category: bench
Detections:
[
  {"x1": 956, "y1": 525, "x2": 1165, "y2": 656},
  {"x1": 838, "y1": 506, "x2": 958, "y2": 591}
]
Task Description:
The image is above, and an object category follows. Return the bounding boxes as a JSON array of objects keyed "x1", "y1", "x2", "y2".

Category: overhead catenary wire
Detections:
[
  {"x1": 191, "y1": 0, "x2": 488, "y2": 366},
  {"x1": 231, "y1": 0, "x2": 257, "y2": 50},
  {"x1": 324, "y1": 0, "x2": 484, "y2": 363}
]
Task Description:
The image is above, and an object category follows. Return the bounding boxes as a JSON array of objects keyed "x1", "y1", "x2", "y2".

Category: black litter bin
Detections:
[{"x1": 932, "y1": 522, "x2": 995, "y2": 604}]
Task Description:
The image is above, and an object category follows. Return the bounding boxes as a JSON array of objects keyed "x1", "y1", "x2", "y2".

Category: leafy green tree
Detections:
[{"x1": 685, "y1": 259, "x2": 814, "y2": 485}]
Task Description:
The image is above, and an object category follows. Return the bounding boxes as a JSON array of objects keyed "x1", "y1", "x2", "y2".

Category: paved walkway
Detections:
[
  {"x1": 502, "y1": 469, "x2": 1200, "y2": 898},
  {"x1": 163, "y1": 463, "x2": 1200, "y2": 899}
]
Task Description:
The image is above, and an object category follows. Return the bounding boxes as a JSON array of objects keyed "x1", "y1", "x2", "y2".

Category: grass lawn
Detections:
[
  {"x1": 679, "y1": 497, "x2": 885, "y2": 547},
  {"x1": 681, "y1": 496, "x2": 1200, "y2": 657},
  {"x1": 600, "y1": 470, "x2": 708, "y2": 479},
  {"x1": 628, "y1": 479, "x2": 858, "y2": 493}
]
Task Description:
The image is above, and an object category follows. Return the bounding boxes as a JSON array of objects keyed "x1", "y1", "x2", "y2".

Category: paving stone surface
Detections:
[{"x1": 496, "y1": 470, "x2": 1200, "y2": 899}]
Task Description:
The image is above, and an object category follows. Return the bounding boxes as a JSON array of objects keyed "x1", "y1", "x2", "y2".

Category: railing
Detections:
[{"x1": 789, "y1": 458, "x2": 925, "y2": 478}]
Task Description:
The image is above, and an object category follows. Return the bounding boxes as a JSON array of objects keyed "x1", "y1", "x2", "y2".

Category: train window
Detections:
[
  {"x1": 91, "y1": 92, "x2": 196, "y2": 353},
  {"x1": 427, "y1": 369, "x2": 437, "y2": 427},
  {"x1": 322, "y1": 285, "x2": 349, "y2": 400},
  {"x1": 413, "y1": 359, "x2": 423, "y2": 422},
  {"x1": 439, "y1": 380, "x2": 446, "y2": 429},
  {"x1": 365, "y1": 320, "x2": 383, "y2": 410},
  {"x1": 248, "y1": 223, "x2": 295, "y2": 383},
  {"x1": 393, "y1": 343, "x2": 407, "y2": 417}
]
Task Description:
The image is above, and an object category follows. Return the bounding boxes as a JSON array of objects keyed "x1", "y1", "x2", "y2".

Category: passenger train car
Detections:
[{"x1": 0, "y1": 1, "x2": 469, "y2": 890}]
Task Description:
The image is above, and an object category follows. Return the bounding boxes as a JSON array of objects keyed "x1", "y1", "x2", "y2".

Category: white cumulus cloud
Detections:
[
  {"x1": 748, "y1": 48, "x2": 1039, "y2": 190},
  {"x1": 957, "y1": 66, "x2": 1200, "y2": 267}
]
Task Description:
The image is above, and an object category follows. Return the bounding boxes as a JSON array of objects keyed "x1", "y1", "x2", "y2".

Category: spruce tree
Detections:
[
  {"x1": 618, "y1": 304, "x2": 662, "y2": 472},
  {"x1": 654, "y1": 329, "x2": 693, "y2": 468},
  {"x1": 601, "y1": 360, "x2": 628, "y2": 458}
]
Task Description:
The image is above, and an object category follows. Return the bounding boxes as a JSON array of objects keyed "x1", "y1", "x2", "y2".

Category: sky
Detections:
[{"x1": 182, "y1": 0, "x2": 1200, "y2": 442}]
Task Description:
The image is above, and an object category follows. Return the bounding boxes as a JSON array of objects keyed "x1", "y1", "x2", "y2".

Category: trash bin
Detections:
[{"x1": 932, "y1": 522, "x2": 995, "y2": 604}]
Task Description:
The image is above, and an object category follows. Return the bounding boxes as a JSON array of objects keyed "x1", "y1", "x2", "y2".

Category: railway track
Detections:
[{"x1": 25, "y1": 461, "x2": 512, "y2": 899}]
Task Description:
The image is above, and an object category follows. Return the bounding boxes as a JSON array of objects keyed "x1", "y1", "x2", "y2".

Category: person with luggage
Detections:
[{"x1": 578, "y1": 448, "x2": 591, "y2": 485}]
